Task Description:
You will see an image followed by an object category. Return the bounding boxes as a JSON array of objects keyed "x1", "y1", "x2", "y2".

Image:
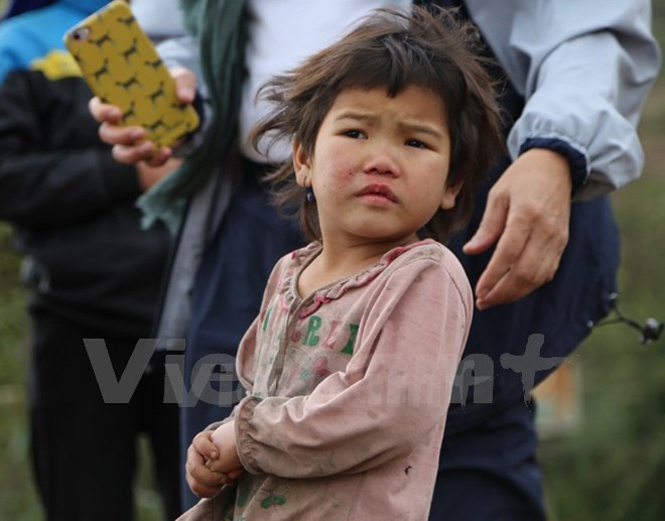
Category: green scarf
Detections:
[{"x1": 137, "y1": 0, "x2": 246, "y2": 234}]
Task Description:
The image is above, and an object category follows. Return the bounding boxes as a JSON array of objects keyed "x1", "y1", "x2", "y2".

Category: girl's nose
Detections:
[{"x1": 363, "y1": 150, "x2": 400, "y2": 177}]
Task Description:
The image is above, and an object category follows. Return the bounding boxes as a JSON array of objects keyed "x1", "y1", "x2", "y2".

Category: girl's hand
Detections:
[
  {"x1": 206, "y1": 421, "x2": 243, "y2": 474},
  {"x1": 185, "y1": 431, "x2": 228, "y2": 498}
]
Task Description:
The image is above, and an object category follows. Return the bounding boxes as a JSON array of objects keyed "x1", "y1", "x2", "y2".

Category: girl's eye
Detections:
[
  {"x1": 406, "y1": 138, "x2": 429, "y2": 149},
  {"x1": 343, "y1": 129, "x2": 366, "y2": 139}
]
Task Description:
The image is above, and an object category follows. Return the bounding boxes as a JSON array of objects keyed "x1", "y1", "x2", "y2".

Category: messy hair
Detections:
[{"x1": 251, "y1": 6, "x2": 504, "y2": 243}]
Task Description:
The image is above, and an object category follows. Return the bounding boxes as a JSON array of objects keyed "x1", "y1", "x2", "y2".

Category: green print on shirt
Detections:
[
  {"x1": 262, "y1": 305, "x2": 273, "y2": 331},
  {"x1": 258, "y1": 484, "x2": 289, "y2": 509},
  {"x1": 301, "y1": 316, "x2": 359, "y2": 353},
  {"x1": 341, "y1": 323, "x2": 359, "y2": 355},
  {"x1": 303, "y1": 315, "x2": 322, "y2": 346}
]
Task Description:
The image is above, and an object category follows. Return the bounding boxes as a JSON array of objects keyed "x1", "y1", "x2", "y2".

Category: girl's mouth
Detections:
[{"x1": 355, "y1": 183, "x2": 398, "y2": 203}]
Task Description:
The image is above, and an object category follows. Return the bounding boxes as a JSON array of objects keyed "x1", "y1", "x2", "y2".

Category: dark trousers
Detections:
[
  {"x1": 181, "y1": 166, "x2": 304, "y2": 508},
  {"x1": 28, "y1": 311, "x2": 181, "y2": 521},
  {"x1": 429, "y1": 399, "x2": 546, "y2": 520}
]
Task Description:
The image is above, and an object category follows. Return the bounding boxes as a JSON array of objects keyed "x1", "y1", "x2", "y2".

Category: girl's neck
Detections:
[{"x1": 297, "y1": 235, "x2": 419, "y2": 298}]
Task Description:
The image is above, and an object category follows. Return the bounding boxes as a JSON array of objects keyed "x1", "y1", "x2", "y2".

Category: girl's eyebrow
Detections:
[
  {"x1": 333, "y1": 111, "x2": 377, "y2": 124},
  {"x1": 398, "y1": 121, "x2": 445, "y2": 140},
  {"x1": 333, "y1": 111, "x2": 445, "y2": 140}
]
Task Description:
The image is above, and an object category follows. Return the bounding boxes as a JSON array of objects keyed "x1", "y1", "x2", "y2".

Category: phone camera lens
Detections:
[{"x1": 72, "y1": 27, "x2": 91, "y2": 42}]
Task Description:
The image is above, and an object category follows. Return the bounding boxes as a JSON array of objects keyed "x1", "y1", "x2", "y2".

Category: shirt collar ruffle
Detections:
[{"x1": 278, "y1": 240, "x2": 435, "y2": 318}]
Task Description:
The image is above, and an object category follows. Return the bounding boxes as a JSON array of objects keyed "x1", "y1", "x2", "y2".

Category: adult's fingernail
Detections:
[{"x1": 465, "y1": 236, "x2": 481, "y2": 249}]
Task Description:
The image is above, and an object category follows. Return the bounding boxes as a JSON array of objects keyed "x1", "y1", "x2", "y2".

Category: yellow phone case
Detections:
[{"x1": 64, "y1": 0, "x2": 199, "y2": 148}]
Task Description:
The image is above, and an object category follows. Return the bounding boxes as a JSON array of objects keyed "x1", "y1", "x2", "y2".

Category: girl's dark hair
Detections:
[{"x1": 251, "y1": 6, "x2": 504, "y2": 243}]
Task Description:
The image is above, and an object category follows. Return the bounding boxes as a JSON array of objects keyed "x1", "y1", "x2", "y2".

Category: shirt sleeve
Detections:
[
  {"x1": 466, "y1": 0, "x2": 660, "y2": 199},
  {"x1": 233, "y1": 258, "x2": 473, "y2": 478}
]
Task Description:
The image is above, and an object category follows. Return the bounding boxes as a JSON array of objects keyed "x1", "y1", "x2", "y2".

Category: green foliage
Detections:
[{"x1": 0, "y1": 224, "x2": 39, "y2": 519}]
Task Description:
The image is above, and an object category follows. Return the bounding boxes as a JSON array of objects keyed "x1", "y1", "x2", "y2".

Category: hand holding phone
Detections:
[
  {"x1": 90, "y1": 66, "x2": 197, "y2": 166},
  {"x1": 65, "y1": 0, "x2": 199, "y2": 150}
]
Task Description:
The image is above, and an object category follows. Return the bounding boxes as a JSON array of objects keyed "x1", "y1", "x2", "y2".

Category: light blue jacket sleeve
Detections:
[
  {"x1": 157, "y1": 35, "x2": 207, "y2": 99},
  {"x1": 465, "y1": 0, "x2": 660, "y2": 199}
]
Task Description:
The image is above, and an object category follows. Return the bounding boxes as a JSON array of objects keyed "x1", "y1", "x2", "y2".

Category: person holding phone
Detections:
[{"x1": 0, "y1": 1, "x2": 184, "y2": 519}]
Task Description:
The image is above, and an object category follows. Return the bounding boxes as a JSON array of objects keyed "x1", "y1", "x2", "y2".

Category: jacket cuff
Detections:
[
  {"x1": 235, "y1": 395, "x2": 263, "y2": 475},
  {"x1": 519, "y1": 137, "x2": 588, "y2": 195},
  {"x1": 98, "y1": 153, "x2": 142, "y2": 202}
]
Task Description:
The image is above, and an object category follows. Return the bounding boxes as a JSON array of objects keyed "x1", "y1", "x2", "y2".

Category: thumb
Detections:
[{"x1": 463, "y1": 193, "x2": 508, "y2": 255}]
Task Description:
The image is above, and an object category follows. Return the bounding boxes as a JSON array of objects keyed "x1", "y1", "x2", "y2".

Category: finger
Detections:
[
  {"x1": 476, "y1": 227, "x2": 565, "y2": 309},
  {"x1": 475, "y1": 254, "x2": 540, "y2": 309},
  {"x1": 111, "y1": 142, "x2": 155, "y2": 164},
  {"x1": 171, "y1": 66, "x2": 197, "y2": 103},
  {"x1": 89, "y1": 96, "x2": 122, "y2": 124},
  {"x1": 474, "y1": 212, "x2": 531, "y2": 302},
  {"x1": 99, "y1": 121, "x2": 146, "y2": 146},
  {"x1": 193, "y1": 432, "x2": 219, "y2": 461},
  {"x1": 205, "y1": 458, "x2": 226, "y2": 473},
  {"x1": 205, "y1": 455, "x2": 239, "y2": 475},
  {"x1": 186, "y1": 446, "x2": 226, "y2": 488},
  {"x1": 145, "y1": 146, "x2": 173, "y2": 167},
  {"x1": 186, "y1": 471, "x2": 222, "y2": 499},
  {"x1": 463, "y1": 191, "x2": 509, "y2": 255}
]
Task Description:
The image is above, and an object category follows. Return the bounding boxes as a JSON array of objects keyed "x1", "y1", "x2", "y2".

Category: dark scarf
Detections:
[{"x1": 137, "y1": 0, "x2": 246, "y2": 233}]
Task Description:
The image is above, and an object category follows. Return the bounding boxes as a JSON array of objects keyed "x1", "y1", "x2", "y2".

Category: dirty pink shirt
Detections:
[{"x1": 182, "y1": 239, "x2": 473, "y2": 520}]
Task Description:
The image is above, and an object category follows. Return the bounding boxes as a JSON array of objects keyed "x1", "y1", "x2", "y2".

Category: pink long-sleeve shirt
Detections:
[{"x1": 180, "y1": 239, "x2": 472, "y2": 520}]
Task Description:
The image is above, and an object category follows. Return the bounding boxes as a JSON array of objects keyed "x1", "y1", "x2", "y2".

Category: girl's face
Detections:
[{"x1": 293, "y1": 85, "x2": 459, "y2": 248}]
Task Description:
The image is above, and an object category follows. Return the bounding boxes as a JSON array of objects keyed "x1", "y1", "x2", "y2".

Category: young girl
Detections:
[{"x1": 179, "y1": 7, "x2": 502, "y2": 520}]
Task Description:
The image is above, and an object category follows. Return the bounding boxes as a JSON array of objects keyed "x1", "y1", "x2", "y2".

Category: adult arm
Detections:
[
  {"x1": 463, "y1": 0, "x2": 660, "y2": 308},
  {"x1": 467, "y1": 0, "x2": 660, "y2": 197},
  {"x1": 233, "y1": 260, "x2": 472, "y2": 478}
]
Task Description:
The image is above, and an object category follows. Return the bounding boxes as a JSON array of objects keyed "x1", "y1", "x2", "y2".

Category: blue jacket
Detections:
[{"x1": 0, "y1": 0, "x2": 108, "y2": 82}]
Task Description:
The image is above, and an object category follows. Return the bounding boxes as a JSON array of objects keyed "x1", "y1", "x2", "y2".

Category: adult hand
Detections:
[
  {"x1": 88, "y1": 66, "x2": 197, "y2": 166},
  {"x1": 185, "y1": 431, "x2": 227, "y2": 498},
  {"x1": 463, "y1": 148, "x2": 572, "y2": 310}
]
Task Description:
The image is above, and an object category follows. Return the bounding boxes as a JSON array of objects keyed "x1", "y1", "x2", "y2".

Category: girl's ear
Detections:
[
  {"x1": 441, "y1": 181, "x2": 463, "y2": 210},
  {"x1": 293, "y1": 139, "x2": 312, "y2": 187}
]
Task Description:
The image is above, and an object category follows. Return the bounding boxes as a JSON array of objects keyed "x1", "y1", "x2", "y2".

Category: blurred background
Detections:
[{"x1": 1, "y1": 1, "x2": 665, "y2": 520}]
